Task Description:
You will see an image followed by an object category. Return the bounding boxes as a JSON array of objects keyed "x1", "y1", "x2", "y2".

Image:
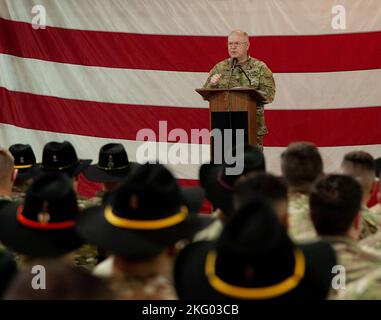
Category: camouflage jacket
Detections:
[
  {"x1": 323, "y1": 236, "x2": 381, "y2": 299},
  {"x1": 203, "y1": 56, "x2": 276, "y2": 136},
  {"x1": 360, "y1": 206, "x2": 379, "y2": 240},
  {"x1": 370, "y1": 204, "x2": 381, "y2": 223},
  {"x1": 287, "y1": 193, "x2": 317, "y2": 243},
  {"x1": 11, "y1": 185, "x2": 28, "y2": 203}
]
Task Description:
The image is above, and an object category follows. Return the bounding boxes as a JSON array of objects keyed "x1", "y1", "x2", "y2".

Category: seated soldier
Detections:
[
  {"x1": 76, "y1": 163, "x2": 213, "y2": 300},
  {"x1": 281, "y1": 142, "x2": 323, "y2": 242},
  {"x1": 341, "y1": 151, "x2": 378, "y2": 239},
  {"x1": 82, "y1": 143, "x2": 139, "y2": 207},
  {"x1": 0, "y1": 148, "x2": 17, "y2": 201},
  {"x1": 195, "y1": 144, "x2": 266, "y2": 241},
  {"x1": 36, "y1": 141, "x2": 97, "y2": 269},
  {"x1": 175, "y1": 198, "x2": 337, "y2": 300},
  {"x1": 233, "y1": 172, "x2": 288, "y2": 228},
  {"x1": 309, "y1": 174, "x2": 381, "y2": 299},
  {"x1": 0, "y1": 173, "x2": 92, "y2": 269}
]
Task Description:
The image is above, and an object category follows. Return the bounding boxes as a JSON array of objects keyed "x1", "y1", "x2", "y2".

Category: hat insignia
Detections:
[
  {"x1": 20, "y1": 156, "x2": 25, "y2": 164},
  {"x1": 38, "y1": 201, "x2": 50, "y2": 224},
  {"x1": 53, "y1": 155, "x2": 58, "y2": 162},
  {"x1": 107, "y1": 155, "x2": 114, "y2": 169},
  {"x1": 130, "y1": 194, "x2": 139, "y2": 209}
]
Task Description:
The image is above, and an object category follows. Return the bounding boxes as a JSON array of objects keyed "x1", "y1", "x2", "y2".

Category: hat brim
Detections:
[
  {"x1": 0, "y1": 201, "x2": 83, "y2": 257},
  {"x1": 76, "y1": 204, "x2": 214, "y2": 258},
  {"x1": 15, "y1": 166, "x2": 39, "y2": 184},
  {"x1": 37, "y1": 159, "x2": 92, "y2": 177},
  {"x1": 199, "y1": 163, "x2": 233, "y2": 213},
  {"x1": 82, "y1": 162, "x2": 140, "y2": 183},
  {"x1": 181, "y1": 187, "x2": 206, "y2": 214},
  {"x1": 174, "y1": 240, "x2": 336, "y2": 300}
]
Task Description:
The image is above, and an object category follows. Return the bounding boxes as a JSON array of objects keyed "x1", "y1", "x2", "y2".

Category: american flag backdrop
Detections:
[{"x1": 1, "y1": 0, "x2": 381, "y2": 195}]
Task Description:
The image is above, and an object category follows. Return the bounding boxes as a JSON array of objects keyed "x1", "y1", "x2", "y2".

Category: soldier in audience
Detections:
[
  {"x1": 341, "y1": 151, "x2": 378, "y2": 239},
  {"x1": 0, "y1": 173, "x2": 97, "y2": 269},
  {"x1": 0, "y1": 148, "x2": 17, "y2": 201},
  {"x1": 76, "y1": 163, "x2": 213, "y2": 300},
  {"x1": 175, "y1": 198, "x2": 336, "y2": 300},
  {"x1": 195, "y1": 144, "x2": 265, "y2": 241},
  {"x1": 281, "y1": 142, "x2": 323, "y2": 242},
  {"x1": 8, "y1": 144, "x2": 39, "y2": 202},
  {"x1": 35, "y1": 141, "x2": 98, "y2": 267},
  {"x1": 82, "y1": 143, "x2": 139, "y2": 207},
  {"x1": 233, "y1": 172, "x2": 288, "y2": 228},
  {"x1": 37, "y1": 141, "x2": 92, "y2": 206},
  {"x1": 309, "y1": 174, "x2": 381, "y2": 298}
]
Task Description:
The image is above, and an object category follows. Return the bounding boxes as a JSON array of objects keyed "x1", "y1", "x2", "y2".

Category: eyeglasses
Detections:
[{"x1": 227, "y1": 41, "x2": 247, "y2": 47}]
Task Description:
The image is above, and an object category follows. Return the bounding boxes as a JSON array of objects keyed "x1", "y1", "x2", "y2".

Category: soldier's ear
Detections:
[
  {"x1": 11, "y1": 169, "x2": 18, "y2": 183},
  {"x1": 353, "y1": 212, "x2": 362, "y2": 230}
]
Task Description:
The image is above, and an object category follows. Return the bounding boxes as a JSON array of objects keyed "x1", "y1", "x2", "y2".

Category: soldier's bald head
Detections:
[{"x1": 229, "y1": 30, "x2": 249, "y2": 38}]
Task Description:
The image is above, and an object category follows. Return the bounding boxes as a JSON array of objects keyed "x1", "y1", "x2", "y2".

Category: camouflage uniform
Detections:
[
  {"x1": 360, "y1": 206, "x2": 379, "y2": 240},
  {"x1": 370, "y1": 204, "x2": 381, "y2": 223},
  {"x1": 74, "y1": 196, "x2": 103, "y2": 270},
  {"x1": 11, "y1": 185, "x2": 28, "y2": 203},
  {"x1": 77, "y1": 195, "x2": 102, "y2": 211},
  {"x1": 287, "y1": 193, "x2": 317, "y2": 243},
  {"x1": 108, "y1": 274, "x2": 178, "y2": 300},
  {"x1": 323, "y1": 236, "x2": 381, "y2": 300},
  {"x1": 203, "y1": 56, "x2": 276, "y2": 149}
]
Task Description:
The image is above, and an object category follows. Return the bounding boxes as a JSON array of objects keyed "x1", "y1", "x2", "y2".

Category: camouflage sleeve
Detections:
[
  {"x1": 203, "y1": 64, "x2": 220, "y2": 89},
  {"x1": 258, "y1": 62, "x2": 276, "y2": 104}
]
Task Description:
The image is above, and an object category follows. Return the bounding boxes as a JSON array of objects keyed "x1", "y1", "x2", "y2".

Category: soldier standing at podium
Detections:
[{"x1": 203, "y1": 30, "x2": 276, "y2": 150}]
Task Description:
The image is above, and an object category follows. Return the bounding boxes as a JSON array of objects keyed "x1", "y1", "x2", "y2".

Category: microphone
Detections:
[
  {"x1": 237, "y1": 64, "x2": 252, "y2": 86},
  {"x1": 231, "y1": 58, "x2": 238, "y2": 70}
]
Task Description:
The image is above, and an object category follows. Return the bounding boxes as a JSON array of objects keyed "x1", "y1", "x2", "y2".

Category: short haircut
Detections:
[
  {"x1": 341, "y1": 151, "x2": 375, "y2": 195},
  {"x1": 281, "y1": 142, "x2": 323, "y2": 188},
  {"x1": 310, "y1": 174, "x2": 362, "y2": 236},
  {"x1": 342, "y1": 151, "x2": 375, "y2": 173},
  {"x1": 234, "y1": 173, "x2": 287, "y2": 209}
]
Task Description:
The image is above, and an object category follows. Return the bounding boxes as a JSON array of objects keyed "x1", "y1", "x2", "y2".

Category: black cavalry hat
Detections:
[
  {"x1": 76, "y1": 163, "x2": 213, "y2": 259},
  {"x1": 9, "y1": 144, "x2": 38, "y2": 183},
  {"x1": 0, "y1": 173, "x2": 84, "y2": 257},
  {"x1": 199, "y1": 144, "x2": 265, "y2": 214},
  {"x1": 39, "y1": 141, "x2": 92, "y2": 177},
  {"x1": 83, "y1": 143, "x2": 138, "y2": 183},
  {"x1": 174, "y1": 198, "x2": 337, "y2": 300}
]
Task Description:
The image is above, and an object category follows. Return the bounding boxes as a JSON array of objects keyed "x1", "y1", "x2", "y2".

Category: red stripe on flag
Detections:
[
  {"x1": 1, "y1": 87, "x2": 381, "y2": 147},
  {"x1": 0, "y1": 87, "x2": 209, "y2": 141},
  {"x1": 265, "y1": 107, "x2": 381, "y2": 147},
  {"x1": 1, "y1": 18, "x2": 381, "y2": 73}
]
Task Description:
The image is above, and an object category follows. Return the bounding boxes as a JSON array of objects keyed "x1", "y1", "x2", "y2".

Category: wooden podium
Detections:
[{"x1": 196, "y1": 88, "x2": 264, "y2": 148}]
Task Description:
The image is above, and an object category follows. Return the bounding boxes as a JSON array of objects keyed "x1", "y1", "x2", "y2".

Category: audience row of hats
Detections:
[{"x1": 9, "y1": 141, "x2": 135, "y2": 183}]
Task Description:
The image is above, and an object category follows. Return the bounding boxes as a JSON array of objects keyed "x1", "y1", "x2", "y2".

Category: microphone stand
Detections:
[
  {"x1": 237, "y1": 64, "x2": 252, "y2": 86},
  {"x1": 226, "y1": 58, "x2": 237, "y2": 131}
]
